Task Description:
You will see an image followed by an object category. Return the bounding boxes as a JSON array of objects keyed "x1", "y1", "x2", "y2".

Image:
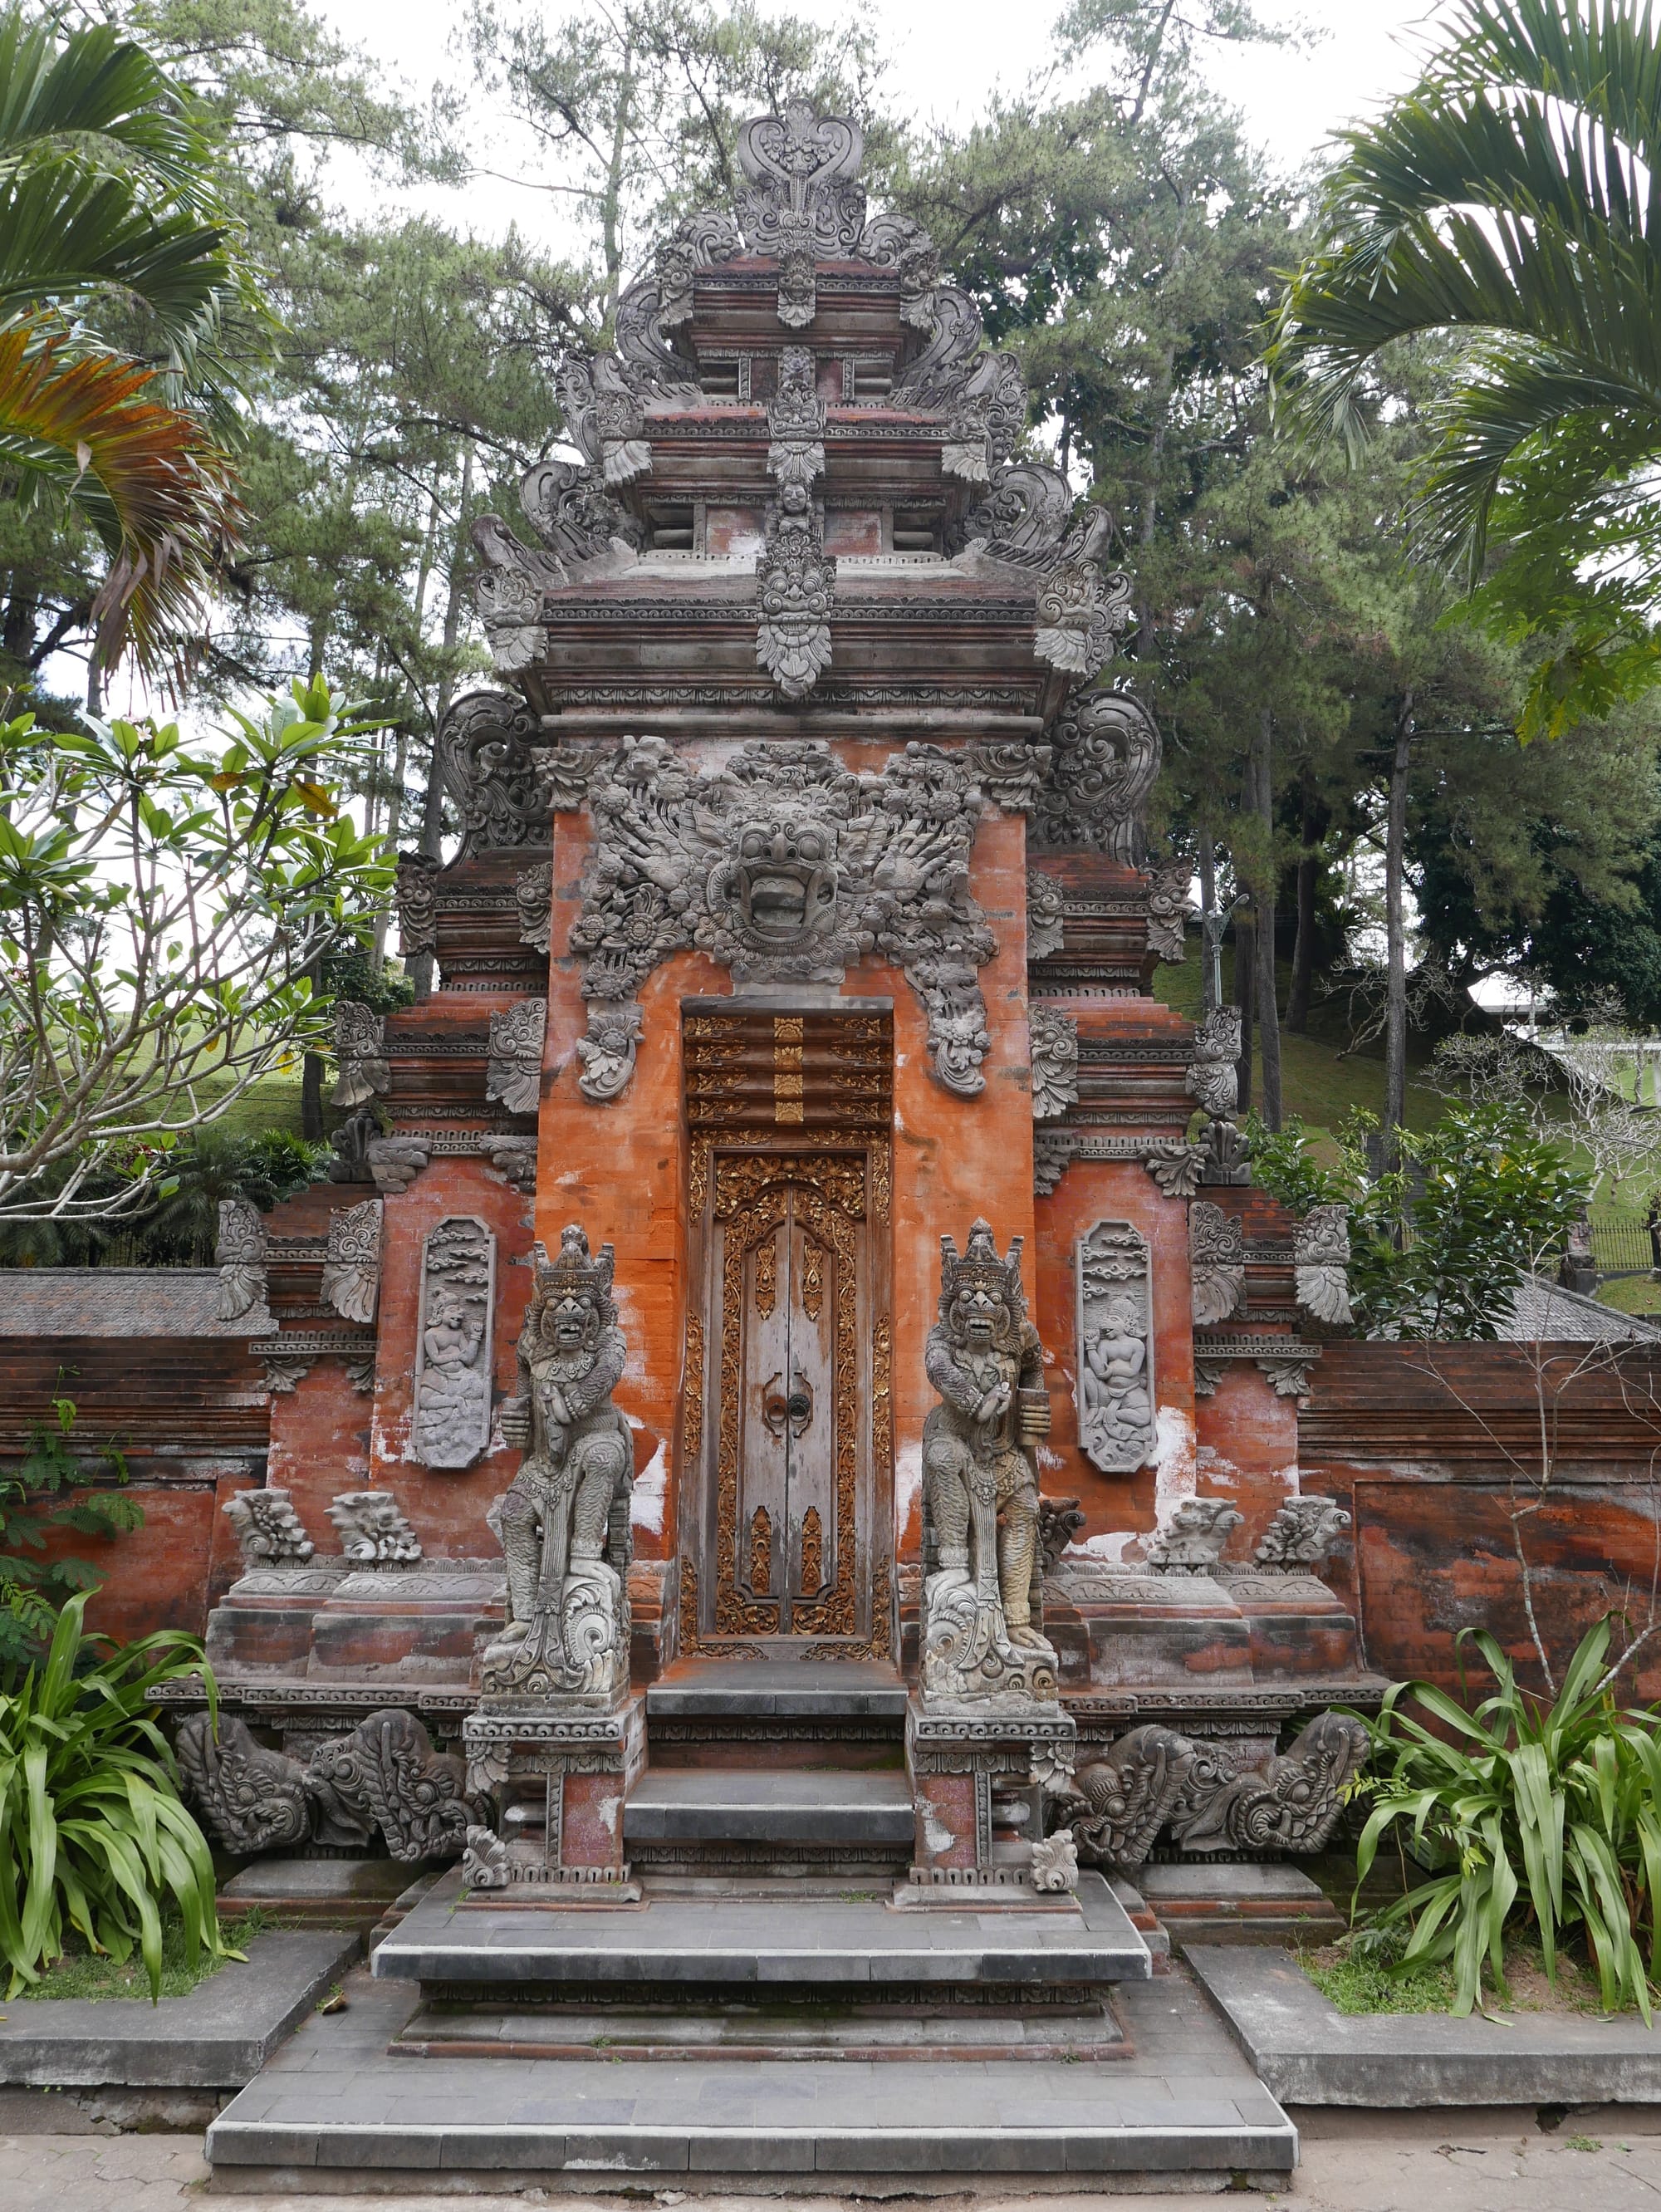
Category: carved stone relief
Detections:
[
  {"x1": 1145, "y1": 858, "x2": 1193, "y2": 964},
  {"x1": 1026, "y1": 869, "x2": 1066, "y2": 961},
  {"x1": 1029, "y1": 1006, "x2": 1079, "y2": 1120},
  {"x1": 330, "y1": 1003, "x2": 389, "y2": 1110},
  {"x1": 576, "y1": 1002, "x2": 644, "y2": 1102},
  {"x1": 1186, "y1": 1006, "x2": 1242, "y2": 1118},
  {"x1": 654, "y1": 208, "x2": 744, "y2": 326},
  {"x1": 412, "y1": 1218, "x2": 496, "y2": 1471},
  {"x1": 1254, "y1": 1495, "x2": 1352, "y2": 1572},
  {"x1": 569, "y1": 736, "x2": 996, "y2": 1099},
  {"x1": 1030, "y1": 689, "x2": 1162, "y2": 860},
  {"x1": 1294, "y1": 1204, "x2": 1355, "y2": 1327},
  {"x1": 1144, "y1": 1498, "x2": 1242, "y2": 1574},
  {"x1": 756, "y1": 345, "x2": 834, "y2": 699},
  {"x1": 366, "y1": 1137, "x2": 431, "y2": 1195},
  {"x1": 486, "y1": 1000, "x2": 546, "y2": 1116},
  {"x1": 967, "y1": 742, "x2": 1051, "y2": 815},
  {"x1": 555, "y1": 351, "x2": 651, "y2": 487},
  {"x1": 478, "y1": 1134, "x2": 538, "y2": 1193},
  {"x1": 1075, "y1": 1220, "x2": 1156, "y2": 1477},
  {"x1": 940, "y1": 351, "x2": 1026, "y2": 483},
  {"x1": 1035, "y1": 1133, "x2": 1208, "y2": 1200},
  {"x1": 953, "y1": 462, "x2": 1073, "y2": 570},
  {"x1": 1033, "y1": 511, "x2": 1134, "y2": 681},
  {"x1": 321, "y1": 1199, "x2": 382, "y2": 1325},
  {"x1": 214, "y1": 1199, "x2": 267, "y2": 1322},
  {"x1": 483, "y1": 1225, "x2": 635, "y2": 1704},
  {"x1": 1188, "y1": 1202, "x2": 1246, "y2": 1327},
  {"x1": 223, "y1": 1488, "x2": 313, "y2": 1568},
  {"x1": 856, "y1": 210, "x2": 941, "y2": 326},
  {"x1": 891, "y1": 286, "x2": 985, "y2": 409},
  {"x1": 735, "y1": 99, "x2": 866, "y2": 326},
  {"x1": 436, "y1": 689, "x2": 550, "y2": 856},
  {"x1": 394, "y1": 851, "x2": 440, "y2": 960},
  {"x1": 327, "y1": 1491, "x2": 422, "y2": 1565},
  {"x1": 515, "y1": 861, "x2": 552, "y2": 954},
  {"x1": 921, "y1": 1220, "x2": 1058, "y2": 1706},
  {"x1": 517, "y1": 454, "x2": 641, "y2": 570}
]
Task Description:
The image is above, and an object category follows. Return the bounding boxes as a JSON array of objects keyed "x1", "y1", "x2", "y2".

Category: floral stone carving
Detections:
[
  {"x1": 1144, "y1": 1497, "x2": 1242, "y2": 1574},
  {"x1": 1029, "y1": 1006, "x2": 1079, "y2": 1120},
  {"x1": 576, "y1": 1002, "x2": 644, "y2": 1102},
  {"x1": 1186, "y1": 1005, "x2": 1242, "y2": 1118},
  {"x1": 570, "y1": 735, "x2": 996, "y2": 1099},
  {"x1": 483, "y1": 1225, "x2": 635, "y2": 1703},
  {"x1": 487, "y1": 999, "x2": 546, "y2": 1116},
  {"x1": 1031, "y1": 689, "x2": 1162, "y2": 860},
  {"x1": 321, "y1": 1199, "x2": 382, "y2": 1326},
  {"x1": 1294, "y1": 1204, "x2": 1354, "y2": 1327},
  {"x1": 734, "y1": 99, "x2": 866, "y2": 327},
  {"x1": 223, "y1": 1488, "x2": 313, "y2": 1568},
  {"x1": 515, "y1": 861, "x2": 552, "y2": 954},
  {"x1": 327, "y1": 1491, "x2": 422, "y2": 1565},
  {"x1": 214, "y1": 1199, "x2": 267, "y2": 1322},
  {"x1": 921, "y1": 1220, "x2": 1058, "y2": 1707},
  {"x1": 1189, "y1": 1202, "x2": 1245, "y2": 1327},
  {"x1": 1254, "y1": 1495, "x2": 1352, "y2": 1572},
  {"x1": 412, "y1": 1218, "x2": 496, "y2": 1470},
  {"x1": 1026, "y1": 869, "x2": 1066, "y2": 960},
  {"x1": 1075, "y1": 1220, "x2": 1156, "y2": 1476}
]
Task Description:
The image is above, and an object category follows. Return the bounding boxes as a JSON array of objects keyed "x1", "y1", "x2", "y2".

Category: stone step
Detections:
[
  {"x1": 644, "y1": 1660, "x2": 908, "y2": 1768},
  {"x1": 624, "y1": 1767, "x2": 914, "y2": 1848},
  {"x1": 374, "y1": 1869, "x2": 1153, "y2": 1994}
]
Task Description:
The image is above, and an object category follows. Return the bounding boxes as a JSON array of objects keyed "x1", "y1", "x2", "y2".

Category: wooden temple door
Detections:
[{"x1": 681, "y1": 1004, "x2": 893, "y2": 1659}]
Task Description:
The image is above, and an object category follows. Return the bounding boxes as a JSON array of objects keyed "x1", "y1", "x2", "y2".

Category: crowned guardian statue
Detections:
[
  {"x1": 483, "y1": 1224, "x2": 634, "y2": 1703},
  {"x1": 921, "y1": 1219, "x2": 1059, "y2": 1705}
]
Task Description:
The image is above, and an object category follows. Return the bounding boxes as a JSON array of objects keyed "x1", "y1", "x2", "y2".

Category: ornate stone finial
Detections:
[
  {"x1": 326, "y1": 1107, "x2": 380, "y2": 1184},
  {"x1": 1026, "y1": 868, "x2": 1066, "y2": 961},
  {"x1": 486, "y1": 1000, "x2": 547, "y2": 1116},
  {"x1": 1034, "y1": 510, "x2": 1134, "y2": 681},
  {"x1": 920, "y1": 1220, "x2": 1058, "y2": 1706},
  {"x1": 1255, "y1": 1495, "x2": 1352, "y2": 1572},
  {"x1": 321, "y1": 1198, "x2": 383, "y2": 1325},
  {"x1": 1031, "y1": 689, "x2": 1162, "y2": 861},
  {"x1": 330, "y1": 1003, "x2": 390, "y2": 1111},
  {"x1": 654, "y1": 208, "x2": 744, "y2": 326},
  {"x1": 394, "y1": 851, "x2": 440, "y2": 960},
  {"x1": 1189, "y1": 1202, "x2": 1246, "y2": 1327},
  {"x1": 858, "y1": 209, "x2": 942, "y2": 328},
  {"x1": 223, "y1": 1487, "x2": 312, "y2": 1569},
  {"x1": 462, "y1": 1823, "x2": 512, "y2": 1890},
  {"x1": 576, "y1": 1002, "x2": 644, "y2": 1103},
  {"x1": 734, "y1": 101, "x2": 867, "y2": 327},
  {"x1": 1029, "y1": 1006, "x2": 1080, "y2": 1121},
  {"x1": 214, "y1": 1198, "x2": 267, "y2": 1322},
  {"x1": 482, "y1": 1224, "x2": 635, "y2": 1703},
  {"x1": 1029, "y1": 1827, "x2": 1080, "y2": 1893},
  {"x1": 555, "y1": 351, "x2": 650, "y2": 488},
  {"x1": 1075, "y1": 1221, "x2": 1156, "y2": 1476},
  {"x1": 1199, "y1": 1115, "x2": 1252, "y2": 1186},
  {"x1": 517, "y1": 454, "x2": 642, "y2": 571},
  {"x1": 939, "y1": 350, "x2": 1026, "y2": 483},
  {"x1": 327, "y1": 1490, "x2": 422, "y2": 1566},
  {"x1": 1144, "y1": 1497, "x2": 1243, "y2": 1575},
  {"x1": 1186, "y1": 1006, "x2": 1242, "y2": 1119},
  {"x1": 1294, "y1": 1204, "x2": 1355, "y2": 1327},
  {"x1": 412, "y1": 1218, "x2": 496, "y2": 1471}
]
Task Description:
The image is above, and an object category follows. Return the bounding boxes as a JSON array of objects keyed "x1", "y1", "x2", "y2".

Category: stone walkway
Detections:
[{"x1": 5, "y1": 2111, "x2": 1661, "y2": 2208}]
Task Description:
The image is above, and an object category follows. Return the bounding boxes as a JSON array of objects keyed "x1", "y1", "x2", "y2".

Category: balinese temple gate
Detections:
[{"x1": 176, "y1": 101, "x2": 1384, "y2": 2180}]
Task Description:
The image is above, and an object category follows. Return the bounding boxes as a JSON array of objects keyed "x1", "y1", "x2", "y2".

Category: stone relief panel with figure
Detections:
[
  {"x1": 411, "y1": 1217, "x2": 497, "y2": 1471},
  {"x1": 1075, "y1": 1220, "x2": 1157, "y2": 1477}
]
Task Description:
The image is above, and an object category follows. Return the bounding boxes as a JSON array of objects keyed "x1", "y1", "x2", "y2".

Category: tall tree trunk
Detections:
[
  {"x1": 601, "y1": 44, "x2": 637, "y2": 322},
  {"x1": 1232, "y1": 758, "x2": 1256, "y2": 1121},
  {"x1": 1286, "y1": 763, "x2": 1319, "y2": 1034},
  {"x1": 1383, "y1": 691, "x2": 1416, "y2": 1162},
  {"x1": 409, "y1": 449, "x2": 475, "y2": 1000},
  {"x1": 1252, "y1": 709, "x2": 1283, "y2": 1131},
  {"x1": 371, "y1": 724, "x2": 410, "y2": 971},
  {"x1": 1198, "y1": 831, "x2": 1218, "y2": 1015}
]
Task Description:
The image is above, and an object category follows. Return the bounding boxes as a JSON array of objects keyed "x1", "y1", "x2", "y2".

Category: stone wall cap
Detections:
[{"x1": 0, "y1": 1268, "x2": 269, "y2": 1338}]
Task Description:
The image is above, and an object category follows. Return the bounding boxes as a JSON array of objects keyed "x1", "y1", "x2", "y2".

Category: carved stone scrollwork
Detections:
[
  {"x1": 223, "y1": 1488, "x2": 313, "y2": 1568},
  {"x1": 327, "y1": 1490, "x2": 421, "y2": 1565},
  {"x1": 576, "y1": 1001, "x2": 643, "y2": 1103},
  {"x1": 654, "y1": 208, "x2": 744, "y2": 326},
  {"x1": 735, "y1": 100, "x2": 866, "y2": 326},
  {"x1": 1058, "y1": 1724, "x2": 1192, "y2": 1868},
  {"x1": 756, "y1": 513, "x2": 835, "y2": 699},
  {"x1": 1254, "y1": 1495, "x2": 1352, "y2": 1572},
  {"x1": 1031, "y1": 689, "x2": 1162, "y2": 861},
  {"x1": 214, "y1": 1199, "x2": 267, "y2": 1322},
  {"x1": 1189, "y1": 1201, "x2": 1246, "y2": 1327},
  {"x1": 366, "y1": 1137, "x2": 431, "y2": 1195},
  {"x1": 968, "y1": 742, "x2": 1051, "y2": 815},
  {"x1": 487, "y1": 999, "x2": 546, "y2": 1116},
  {"x1": 1145, "y1": 858, "x2": 1193, "y2": 964},
  {"x1": 262, "y1": 1356, "x2": 311, "y2": 1395},
  {"x1": 1144, "y1": 1497, "x2": 1243, "y2": 1574},
  {"x1": 462, "y1": 1823, "x2": 512, "y2": 1888},
  {"x1": 394, "y1": 851, "x2": 440, "y2": 960},
  {"x1": 1034, "y1": 1133, "x2": 1208, "y2": 1200},
  {"x1": 471, "y1": 516, "x2": 565, "y2": 672},
  {"x1": 856, "y1": 210, "x2": 941, "y2": 326},
  {"x1": 614, "y1": 277, "x2": 703, "y2": 395},
  {"x1": 1029, "y1": 1006, "x2": 1079, "y2": 1120},
  {"x1": 531, "y1": 743, "x2": 596, "y2": 814},
  {"x1": 1199, "y1": 1115, "x2": 1252, "y2": 1186},
  {"x1": 1026, "y1": 869, "x2": 1066, "y2": 961},
  {"x1": 890, "y1": 286, "x2": 986, "y2": 409},
  {"x1": 1037, "y1": 1493, "x2": 1086, "y2": 1575},
  {"x1": 438, "y1": 689, "x2": 550, "y2": 856},
  {"x1": 321, "y1": 1199, "x2": 382, "y2": 1325},
  {"x1": 413, "y1": 1217, "x2": 496, "y2": 1471},
  {"x1": 478, "y1": 1134, "x2": 538, "y2": 1193},
  {"x1": 1186, "y1": 1006, "x2": 1242, "y2": 1118},
  {"x1": 330, "y1": 1003, "x2": 390, "y2": 1111},
  {"x1": 1294, "y1": 1204, "x2": 1355, "y2": 1328},
  {"x1": 1029, "y1": 1827, "x2": 1079, "y2": 1891},
  {"x1": 175, "y1": 1714, "x2": 312, "y2": 1855},
  {"x1": 515, "y1": 861, "x2": 552, "y2": 954},
  {"x1": 921, "y1": 1220, "x2": 1058, "y2": 1706},
  {"x1": 1075, "y1": 1220, "x2": 1156, "y2": 1477},
  {"x1": 953, "y1": 462, "x2": 1074, "y2": 571},
  {"x1": 483, "y1": 1224, "x2": 635, "y2": 1703},
  {"x1": 315, "y1": 1708, "x2": 474, "y2": 1864},
  {"x1": 1034, "y1": 510, "x2": 1134, "y2": 681},
  {"x1": 518, "y1": 454, "x2": 642, "y2": 569},
  {"x1": 941, "y1": 351, "x2": 1026, "y2": 483},
  {"x1": 556, "y1": 351, "x2": 651, "y2": 487},
  {"x1": 1260, "y1": 1353, "x2": 1315, "y2": 1398}
]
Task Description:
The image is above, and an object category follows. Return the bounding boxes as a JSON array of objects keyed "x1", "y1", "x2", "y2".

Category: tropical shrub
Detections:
[
  {"x1": 0, "y1": 1594, "x2": 228, "y2": 1999},
  {"x1": 1355, "y1": 1618, "x2": 1661, "y2": 2017},
  {"x1": 0, "y1": 1395, "x2": 140, "y2": 1665},
  {"x1": 1246, "y1": 1103, "x2": 1588, "y2": 1337}
]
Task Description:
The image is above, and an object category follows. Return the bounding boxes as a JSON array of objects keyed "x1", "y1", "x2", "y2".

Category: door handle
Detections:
[
  {"x1": 762, "y1": 1372, "x2": 790, "y2": 1439},
  {"x1": 786, "y1": 1362, "x2": 813, "y2": 1436}
]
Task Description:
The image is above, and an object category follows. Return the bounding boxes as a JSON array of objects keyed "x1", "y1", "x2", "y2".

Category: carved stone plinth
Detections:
[
  {"x1": 460, "y1": 1699, "x2": 645, "y2": 1892},
  {"x1": 904, "y1": 1699, "x2": 1077, "y2": 1898},
  {"x1": 203, "y1": 1562, "x2": 351, "y2": 1674},
  {"x1": 203, "y1": 1560, "x2": 505, "y2": 1683}
]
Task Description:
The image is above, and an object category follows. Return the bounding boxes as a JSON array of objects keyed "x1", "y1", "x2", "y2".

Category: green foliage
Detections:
[
  {"x1": 1300, "y1": 1927, "x2": 1457, "y2": 2015},
  {"x1": 0, "y1": 1593, "x2": 228, "y2": 2000},
  {"x1": 1355, "y1": 1618, "x2": 1661, "y2": 2018},
  {"x1": 131, "y1": 1125, "x2": 326, "y2": 1265},
  {"x1": 1246, "y1": 1102, "x2": 1590, "y2": 1337},
  {"x1": 0, "y1": 1396, "x2": 139, "y2": 1667},
  {"x1": 16, "y1": 1906, "x2": 274, "y2": 2000}
]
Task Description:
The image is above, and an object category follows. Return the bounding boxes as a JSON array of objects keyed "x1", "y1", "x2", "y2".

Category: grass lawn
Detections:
[{"x1": 11, "y1": 1910, "x2": 279, "y2": 2001}]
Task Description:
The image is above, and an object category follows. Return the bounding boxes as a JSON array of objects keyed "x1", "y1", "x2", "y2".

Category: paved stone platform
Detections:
[
  {"x1": 625, "y1": 1768, "x2": 915, "y2": 1845},
  {"x1": 204, "y1": 1963, "x2": 1296, "y2": 2185},
  {"x1": 375, "y1": 1871, "x2": 1151, "y2": 1990},
  {"x1": 1188, "y1": 1943, "x2": 1661, "y2": 2105},
  {"x1": 0, "y1": 1932, "x2": 360, "y2": 2089}
]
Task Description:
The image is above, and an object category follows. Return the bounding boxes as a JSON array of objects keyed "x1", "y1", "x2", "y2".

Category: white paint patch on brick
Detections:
[
  {"x1": 1153, "y1": 1405, "x2": 1197, "y2": 1525},
  {"x1": 631, "y1": 1440, "x2": 668, "y2": 1534}
]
